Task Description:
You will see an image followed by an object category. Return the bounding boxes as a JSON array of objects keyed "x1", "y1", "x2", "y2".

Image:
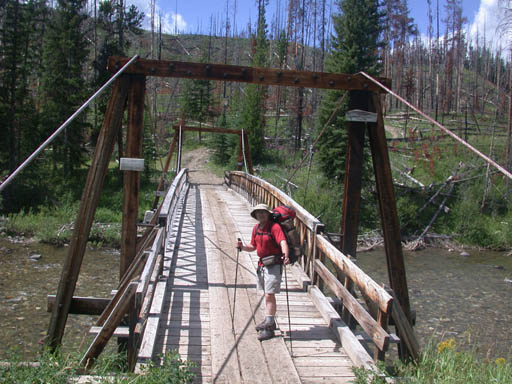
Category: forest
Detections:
[{"x1": 1, "y1": 0, "x2": 511, "y2": 250}]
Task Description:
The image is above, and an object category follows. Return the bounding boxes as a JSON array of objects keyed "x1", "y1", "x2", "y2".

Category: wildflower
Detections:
[
  {"x1": 496, "y1": 358, "x2": 506, "y2": 366},
  {"x1": 437, "y1": 338, "x2": 456, "y2": 353}
]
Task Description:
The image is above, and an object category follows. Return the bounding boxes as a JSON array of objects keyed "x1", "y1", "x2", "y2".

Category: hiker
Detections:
[{"x1": 236, "y1": 203, "x2": 289, "y2": 341}]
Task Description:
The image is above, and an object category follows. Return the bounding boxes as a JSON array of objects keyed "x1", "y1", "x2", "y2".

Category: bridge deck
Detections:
[{"x1": 149, "y1": 183, "x2": 356, "y2": 383}]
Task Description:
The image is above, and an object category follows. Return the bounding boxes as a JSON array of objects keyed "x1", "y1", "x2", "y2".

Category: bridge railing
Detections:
[
  {"x1": 226, "y1": 170, "x2": 396, "y2": 363},
  {"x1": 80, "y1": 168, "x2": 189, "y2": 369}
]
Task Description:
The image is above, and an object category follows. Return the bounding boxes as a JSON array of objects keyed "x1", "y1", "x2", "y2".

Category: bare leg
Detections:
[{"x1": 265, "y1": 293, "x2": 276, "y2": 316}]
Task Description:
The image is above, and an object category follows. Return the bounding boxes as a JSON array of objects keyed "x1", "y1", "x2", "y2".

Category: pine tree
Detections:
[
  {"x1": 316, "y1": 0, "x2": 383, "y2": 182},
  {"x1": 240, "y1": 0, "x2": 268, "y2": 162},
  {"x1": 40, "y1": 0, "x2": 89, "y2": 178}
]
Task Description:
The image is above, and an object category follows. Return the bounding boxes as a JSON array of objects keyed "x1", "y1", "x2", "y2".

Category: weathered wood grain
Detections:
[{"x1": 107, "y1": 56, "x2": 391, "y2": 92}]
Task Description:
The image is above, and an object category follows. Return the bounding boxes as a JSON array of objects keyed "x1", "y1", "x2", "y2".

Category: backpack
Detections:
[{"x1": 271, "y1": 206, "x2": 302, "y2": 264}]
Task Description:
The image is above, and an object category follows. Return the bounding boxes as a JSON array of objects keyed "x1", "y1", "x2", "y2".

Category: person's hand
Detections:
[
  {"x1": 236, "y1": 240, "x2": 243, "y2": 250},
  {"x1": 283, "y1": 255, "x2": 290, "y2": 265}
]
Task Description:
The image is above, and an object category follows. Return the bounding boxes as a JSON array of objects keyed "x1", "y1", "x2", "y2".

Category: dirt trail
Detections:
[{"x1": 180, "y1": 147, "x2": 223, "y2": 185}]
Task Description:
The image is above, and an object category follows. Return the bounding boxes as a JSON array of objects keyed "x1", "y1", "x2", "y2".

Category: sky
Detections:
[{"x1": 123, "y1": 0, "x2": 510, "y2": 53}]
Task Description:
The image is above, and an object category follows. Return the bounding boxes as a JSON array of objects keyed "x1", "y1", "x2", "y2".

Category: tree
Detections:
[
  {"x1": 40, "y1": 0, "x2": 89, "y2": 178},
  {"x1": 317, "y1": 0, "x2": 383, "y2": 182},
  {"x1": 240, "y1": 0, "x2": 268, "y2": 162}
]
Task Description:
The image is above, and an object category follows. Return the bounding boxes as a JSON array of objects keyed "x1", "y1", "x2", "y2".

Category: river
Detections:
[
  {"x1": 1, "y1": 238, "x2": 511, "y2": 361},
  {"x1": 0, "y1": 238, "x2": 118, "y2": 360},
  {"x1": 357, "y1": 248, "x2": 512, "y2": 359}
]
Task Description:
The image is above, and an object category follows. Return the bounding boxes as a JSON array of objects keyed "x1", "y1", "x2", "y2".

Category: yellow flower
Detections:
[
  {"x1": 496, "y1": 358, "x2": 506, "y2": 366},
  {"x1": 437, "y1": 338, "x2": 456, "y2": 353}
]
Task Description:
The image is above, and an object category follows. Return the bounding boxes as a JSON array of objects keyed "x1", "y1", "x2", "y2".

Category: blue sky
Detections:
[{"x1": 125, "y1": 0, "x2": 506, "y2": 50}]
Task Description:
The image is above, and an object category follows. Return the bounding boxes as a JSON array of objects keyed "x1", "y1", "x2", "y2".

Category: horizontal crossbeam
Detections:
[
  {"x1": 107, "y1": 56, "x2": 391, "y2": 93},
  {"x1": 172, "y1": 125, "x2": 242, "y2": 135}
]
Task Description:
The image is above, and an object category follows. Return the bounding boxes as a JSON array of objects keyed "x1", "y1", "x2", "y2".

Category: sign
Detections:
[{"x1": 120, "y1": 158, "x2": 144, "y2": 171}]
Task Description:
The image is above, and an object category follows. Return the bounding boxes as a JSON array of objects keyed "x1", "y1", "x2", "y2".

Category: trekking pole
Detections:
[
  {"x1": 232, "y1": 238, "x2": 241, "y2": 332},
  {"x1": 284, "y1": 262, "x2": 293, "y2": 356}
]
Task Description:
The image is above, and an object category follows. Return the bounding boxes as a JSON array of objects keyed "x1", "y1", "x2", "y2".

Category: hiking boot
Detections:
[
  {"x1": 257, "y1": 328, "x2": 275, "y2": 341},
  {"x1": 255, "y1": 319, "x2": 276, "y2": 332}
]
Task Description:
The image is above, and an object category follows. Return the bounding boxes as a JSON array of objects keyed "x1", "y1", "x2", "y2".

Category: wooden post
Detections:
[
  {"x1": 176, "y1": 125, "x2": 183, "y2": 172},
  {"x1": 236, "y1": 134, "x2": 243, "y2": 171},
  {"x1": 340, "y1": 91, "x2": 369, "y2": 328},
  {"x1": 151, "y1": 134, "x2": 178, "y2": 209},
  {"x1": 367, "y1": 92, "x2": 412, "y2": 359},
  {"x1": 47, "y1": 77, "x2": 130, "y2": 351},
  {"x1": 120, "y1": 75, "x2": 146, "y2": 369}
]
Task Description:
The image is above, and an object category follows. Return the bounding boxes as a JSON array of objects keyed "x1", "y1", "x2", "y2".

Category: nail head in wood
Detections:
[
  {"x1": 259, "y1": 76, "x2": 264, "y2": 81},
  {"x1": 206, "y1": 65, "x2": 211, "y2": 71},
  {"x1": 313, "y1": 73, "x2": 319, "y2": 80},
  {"x1": 329, "y1": 80, "x2": 335, "y2": 87},
  {"x1": 169, "y1": 63, "x2": 175, "y2": 71},
  {"x1": 294, "y1": 78, "x2": 300, "y2": 83}
]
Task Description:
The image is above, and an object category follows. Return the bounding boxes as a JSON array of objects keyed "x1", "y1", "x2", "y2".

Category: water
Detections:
[
  {"x1": 1, "y1": 237, "x2": 511, "y2": 361},
  {"x1": 0, "y1": 238, "x2": 119, "y2": 360},
  {"x1": 356, "y1": 248, "x2": 512, "y2": 358}
]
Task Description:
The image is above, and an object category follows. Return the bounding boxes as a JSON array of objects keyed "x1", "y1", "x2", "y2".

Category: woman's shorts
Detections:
[{"x1": 256, "y1": 264, "x2": 282, "y2": 294}]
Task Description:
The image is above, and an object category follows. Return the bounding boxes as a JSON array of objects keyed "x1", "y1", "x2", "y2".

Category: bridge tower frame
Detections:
[{"x1": 47, "y1": 56, "x2": 412, "y2": 361}]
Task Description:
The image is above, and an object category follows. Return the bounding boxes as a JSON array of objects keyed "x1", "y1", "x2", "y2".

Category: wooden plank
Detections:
[
  {"x1": 47, "y1": 295, "x2": 109, "y2": 316},
  {"x1": 200, "y1": 190, "x2": 242, "y2": 384},
  {"x1": 47, "y1": 76, "x2": 130, "y2": 350},
  {"x1": 314, "y1": 259, "x2": 390, "y2": 352},
  {"x1": 289, "y1": 263, "x2": 311, "y2": 291},
  {"x1": 107, "y1": 56, "x2": 391, "y2": 93},
  {"x1": 308, "y1": 286, "x2": 375, "y2": 370},
  {"x1": 297, "y1": 365, "x2": 356, "y2": 376},
  {"x1": 81, "y1": 283, "x2": 138, "y2": 369},
  {"x1": 316, "y1": 235, "x2": 392, "y2": 313}
]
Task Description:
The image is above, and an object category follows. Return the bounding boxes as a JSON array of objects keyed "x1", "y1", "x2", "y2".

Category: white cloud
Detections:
[
  {"x1": 468, "y1": 0, "x2": 508, "y2": 52},
  {"x1": 124, "y1": 0, "x2": 188, "y2": 34}
]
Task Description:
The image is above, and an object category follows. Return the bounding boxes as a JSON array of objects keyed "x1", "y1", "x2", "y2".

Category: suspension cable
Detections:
[
  {"x1": 359, "y1": 71, "x2": 512, "y2": 181},
  {"x1": 241, "y1": 129, "x2": 249, "y2": 174},
  {"x1": 0, "y1": 54, "x2": 140, "y2": 192}
]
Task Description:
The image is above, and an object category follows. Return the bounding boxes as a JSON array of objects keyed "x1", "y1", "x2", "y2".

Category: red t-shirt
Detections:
[{"x1": 250, "y1": 222, "x2": 286, "y2": 265}]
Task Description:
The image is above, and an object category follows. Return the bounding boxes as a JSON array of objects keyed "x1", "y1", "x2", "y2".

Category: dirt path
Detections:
[{"x1": 180, "y1": 147, "x2": 223, "y2": 185}]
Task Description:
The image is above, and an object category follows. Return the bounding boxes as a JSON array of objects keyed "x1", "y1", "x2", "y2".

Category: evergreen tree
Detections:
[
  {"x1": 240, "y1": 0, "x2": 268, "y2": 163},
  {"x1": 40, "y1": 0, "x2": 89, "y2": 178},
  {"x1": 212, "y1": 113, "x2": 231, "y2": 165},
  {"x1": 317, "y1": 0, "x2": 383, "y2": 182},
  {"x1": 0, "y1": 0, "x2": 49, "y2": 211}
]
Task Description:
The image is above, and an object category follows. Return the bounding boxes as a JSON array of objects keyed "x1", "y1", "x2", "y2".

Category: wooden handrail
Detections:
[
  {"x1": 315, "y1": 235, "x2": 393, "y2": 313},
  {"x1": 228, "y1": 171, "x2": 323, "y2": 231},
  {"x1": 159, "y1": 168, "x2": 188, "y2": 225},
  {"x1": 136, "y1": 228, "x2": 164, "y2": 308},
  {"x1": 227, "y1": 170, "x2": 399, "y2": 360}
]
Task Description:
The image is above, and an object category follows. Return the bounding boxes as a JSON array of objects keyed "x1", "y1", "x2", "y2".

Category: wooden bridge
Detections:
[
  {"x1": 40, "y1": 56, "x2": 422, "y2": 382},
  {"x1": 64, "y1": 167, "x2": 419, "y2": 383}
]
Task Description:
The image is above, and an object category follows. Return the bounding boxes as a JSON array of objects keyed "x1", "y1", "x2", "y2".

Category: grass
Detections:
[
  {"x1": 0, "y1": 349, "x2": 195, "y2": 383},
  {"x1": 353, "y1": 338, "x2": 512, "y2": 383}
]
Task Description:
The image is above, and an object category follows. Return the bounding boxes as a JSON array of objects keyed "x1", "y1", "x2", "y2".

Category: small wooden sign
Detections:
[
  {"x1": 120, "y1": 158, "x2": 144, "y2": 171},
  {"x1": 346, "y1": 109, "x2": 377, "y2": 123}
]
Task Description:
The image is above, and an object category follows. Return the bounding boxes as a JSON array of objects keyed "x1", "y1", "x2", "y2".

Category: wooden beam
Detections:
[
  {"x1": 340, "y1": 90, "x2": 370, "y2": 327},
  {"x1": 367, "y1": 94, "x2": 411, "y2": 319},
  {"x1": 47, "y1": 296, "x2": 110, "y2": 316},
  {"x1": 121, "y1": 75, "x2": 146, "y2": 279},
  {"x1": 81, "y1": 282, "x2": 138, "y2": 369},
  {"x1": 314, "y1": 259, "x2": 390, "y2": 352},
  {"x1": 46, "y1": 77, "x2": 130, "y2": 351},
  {"x1": 389, "y1": 290, "x2": 421, "y2": 362},
  {"x1": 172, "y1": 125, "x2": 242, "y2": 135},
  {"x1": 107, "y1": 56, "x2": 391, "y2": 93},
  {"x1": 367, "y1": 93, "x2": 412, "y2": 360}
]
